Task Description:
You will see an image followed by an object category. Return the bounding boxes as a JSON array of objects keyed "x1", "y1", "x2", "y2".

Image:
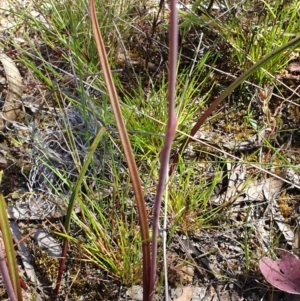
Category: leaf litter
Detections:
[{"x1": 1, "y1": 0, "x2": 300, "y2": 300}]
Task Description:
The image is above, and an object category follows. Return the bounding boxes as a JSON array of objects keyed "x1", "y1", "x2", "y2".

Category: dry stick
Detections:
[
  {"x1": 89, "y1": 0, "x2": 151, "y2": 299},
  {"x1": 149, "y1": 0, "x2": 178, "y2": 300}
]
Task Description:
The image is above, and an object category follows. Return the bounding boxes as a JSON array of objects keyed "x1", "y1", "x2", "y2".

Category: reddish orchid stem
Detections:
[
  {"x1": 0, "y1": 247, "x2": 17, "y2": 301},
  {"x1": 149, "y1": 0, "x2": 178, "y2": 299}
]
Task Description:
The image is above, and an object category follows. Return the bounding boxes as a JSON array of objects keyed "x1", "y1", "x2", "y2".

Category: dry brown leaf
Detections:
[
  {"x1": 0, "y1": 153, "x2": 7, "y2": 169},
  {"x1": 9, "y1": 222, "x2": 38, "y2": 284},
  {"x1": 287, "y1": 62, "x2": 300, "y2": 73},
  {"x1": 244, "y1": 177, "x2": 283, "y2": 202},
  {"x1": 174, "y1": 263, "x2": 194, "y2": 283},
  {"x1": 32, "y1": 228, "x2": 62, "y2": 257},
  {"x1": 210, "y1": 176, "x2": 283, "y2": 207},
  {"x1": 0, "y1": 52, "x2": 23, "y2": 130},
  {"x1": 173, "y1": 286, "x2": 193, "y2": 301},
  {"x1": 276, "y1": 73, "x2": 300, "y2": 81}
]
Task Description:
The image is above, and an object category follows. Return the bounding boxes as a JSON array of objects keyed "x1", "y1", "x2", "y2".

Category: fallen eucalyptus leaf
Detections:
[
  {"x1": 260, "y1": 249, "x2": 300, "y2": 294},
  {"x1": 0, "y1": 52, "x2": 23, "y2": 130}
]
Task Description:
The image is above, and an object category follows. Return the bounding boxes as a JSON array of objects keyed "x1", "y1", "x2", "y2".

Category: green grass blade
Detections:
[
  {"x1": 171, "y1": 35, "x2": 300, "y2": 173},
  {"x1": 0, "y1": 193, "x2": 23, "y2": 301},
  {"x1": 65, "y1": 126, "x2": 106, "y2": 234},
  {"x1": 55, "y1": 126, "x2": 106, "y2": 294}
]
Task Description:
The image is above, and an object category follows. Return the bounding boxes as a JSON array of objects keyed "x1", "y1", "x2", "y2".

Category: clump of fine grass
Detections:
[
  {"x1": 179, "y1": 0, "x2": 300, "y2": 85},
  {"x1": 2, "y1": 0, "x2": 150, "y2": 286}
]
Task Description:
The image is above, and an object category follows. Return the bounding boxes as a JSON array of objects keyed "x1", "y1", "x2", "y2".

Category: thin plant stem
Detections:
[
  {"x1": 150, "y1": 0, "x2": 178, "y2": 299},
  {"x1": 0, "y1": 192, "x2": 23, "y2": 301},
  {"x1": 170, "y1": 35, "x2": 300, "y2": 175},
  {"x1": 0, "y1": 232, "x2": 17, "y2": 301},
  {"x1": 89, "y1": 0, "x2": 151, "y2": 299},
  {"x1": 163, "y1": 176, "x2": 169, "y2": 301}
]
